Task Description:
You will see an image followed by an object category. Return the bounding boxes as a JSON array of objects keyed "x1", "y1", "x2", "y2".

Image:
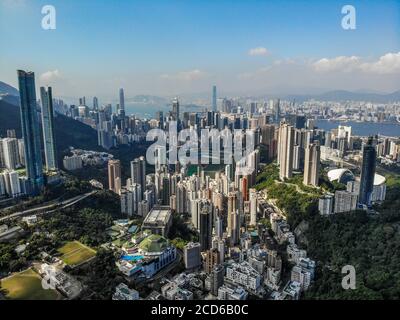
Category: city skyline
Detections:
[
  {"x1": 0, "y1": 1, "x2": 400, "y2": 306},
  {"x1": 0, "y1": 0, "x2": 399, "y2": 99}
]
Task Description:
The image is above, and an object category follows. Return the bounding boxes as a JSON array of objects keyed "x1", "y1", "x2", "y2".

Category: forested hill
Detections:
[
  {"x1": 0, "y1": 98, "x2": 103, "y2": 159},
  {"x1": 304, "y1": 172, "x2": 400, "y2": 300}
]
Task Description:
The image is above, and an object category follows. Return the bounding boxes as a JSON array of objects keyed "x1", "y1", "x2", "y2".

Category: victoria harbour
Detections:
[
  {"x1": 316, "y1": 120, "x2": 400, "y2": 137},
  {"x1": 0, "y1": 0, "x2": 400, "y2": 311}
]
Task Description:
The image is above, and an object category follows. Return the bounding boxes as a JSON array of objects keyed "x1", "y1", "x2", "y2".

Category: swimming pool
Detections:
[{"x1": 121, "y1": 255, "x2": 144, "y2": 262}]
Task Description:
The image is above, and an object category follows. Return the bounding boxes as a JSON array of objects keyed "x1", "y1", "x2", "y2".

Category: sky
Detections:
[{"x1": 0, "y1": 0, "x2": 399, "y2": 101}]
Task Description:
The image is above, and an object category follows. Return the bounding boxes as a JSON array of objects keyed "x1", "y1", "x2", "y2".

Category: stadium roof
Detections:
[
  {"x1": 327, "y1": 169, "x2": 354, "y2": 183},
  {"x1": 327, "y1": 169, "x2": 386, "y2": 186},
  {"x1": 373, "y1": 174, "x2": 386, "y2": 186}
]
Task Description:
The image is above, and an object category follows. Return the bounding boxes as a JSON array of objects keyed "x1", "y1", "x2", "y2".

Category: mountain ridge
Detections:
[
  {"x1": 284, "y1": 90, "x2": 400, "y2": 103},
  {"x1": 0, "y1": 81, "x2": 18, "y2": 96}
]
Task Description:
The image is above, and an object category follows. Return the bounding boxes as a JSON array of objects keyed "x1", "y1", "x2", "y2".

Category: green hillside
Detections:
[
  {"x1": 0, "y1": 98, "x2": 149, "y2": 181},
  {"x1": 0, "y1": 98, "x2": 103, "y2": 164}
]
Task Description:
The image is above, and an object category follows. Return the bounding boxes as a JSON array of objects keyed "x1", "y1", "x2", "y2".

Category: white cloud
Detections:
[
  {"x1": 313, "y1": 52, "x2": 400, "y2": 74},
  {"x1": 160, "y1": 69, "x2": 207, "y2": 81},
  {"x1": 360, "y1": 52, "x2": 400, "y2": 74},
  {"x1": 313, "y1": 56, "x2": 361, "y2": 72},
  {"x1": 39, "y1": 69, "x2": 62, "y2": 83},
  {"x1": 248, "y1": 47, "x2": 269, "y2": 56}
]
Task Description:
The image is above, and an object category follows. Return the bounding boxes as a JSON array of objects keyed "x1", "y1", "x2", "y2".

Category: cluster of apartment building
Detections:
[{"x1": 63, "y1": 148, "x2": 113, "y2": 171}]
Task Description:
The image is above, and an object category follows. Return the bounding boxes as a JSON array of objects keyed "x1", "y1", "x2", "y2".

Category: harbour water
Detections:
[
  {"x1": 315, "y1": 120, "x2": 400, "y2": 137},
  {"x1": 124, "y1": 105, "x2": 400, "y2": 138},
  {"x1": 125, "y1": 103, "x2": 167, "y2": 119}
]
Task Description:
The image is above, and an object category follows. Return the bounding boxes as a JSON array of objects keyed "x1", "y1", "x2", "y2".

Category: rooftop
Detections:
[
  {"x1": 327, "y1": 168, "x2": 355, "y2": 183},
  {"x1": 138, "y1": 234, "x2": 169, "y2": 253},
  {"x1": 143, "y1": 206, "x2": 171, "y2": 226},
  {"x1": 373, "y1": 173, "x2": 386, "y2": 186}
]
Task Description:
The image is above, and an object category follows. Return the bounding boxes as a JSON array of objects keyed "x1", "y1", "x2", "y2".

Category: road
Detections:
[
  {"x1": 274, "y1": 179, "x2": 317, "y2": 195},
  {"x1": 0, "y1": 195, "x2": 65, "y2": 213},
  {"x1": 0, "y1": 191, "x2": 97, "y2": 223}
]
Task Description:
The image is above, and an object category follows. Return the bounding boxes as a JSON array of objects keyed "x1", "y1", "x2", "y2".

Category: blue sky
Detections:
[{"x1": 0, "y1": 0, "x2": 399, "y2": 99}]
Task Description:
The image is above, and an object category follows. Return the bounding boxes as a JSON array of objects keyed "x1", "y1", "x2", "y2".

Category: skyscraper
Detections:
[
  {"x1": 156, "y1": 111, "x2": 164, "y2": 129},
  {"x1": 183, "y1": 242, "x2": 202, "y2": 269},
  {"x1": 204, "y1": 248, "x2": 221, "y2": 273},
  {"x1": 270, "y1": 99, "x2": 280, "y2": 123},
  {"x1": 212, "y1": 85, "x2": 217, "y2": 112},
  {"x1": 118, "y1": 89, "x2": 126, "y2": 132},
  {"x1": 210, "y1": 264, "x2": 225, "y2": 296},
  {"x1": 119, "y1": 88, "x2": 125, "y2": 111},
  {"x1": 1, "y1": 138, "x2": 20, "y2": 170},
  {"x1": 278, "y1": 123, "x2": 295, "y2": 180},
  {"x1": 293, "y1": 145, "x2": 301, "y2": 170},
  {"x1": 199, "y1": 209, "x2": 212, "y2": 251},
  {"x1": 287, "y1": 114, "x2": 306, "y2": 129},
  {"x1": 359, "y1": 137, "x2": 377, "y2": 206},
  {"x1": 303, "y1": 142, "x2": 320, "y2": 187},
  {"x1": 93, "y1": 96, "x2": 99, "y2": 110},
  {"x1": 131, "y1": 156, "x2": 146, "y2": 195},
  {"x1": 172, "y1": 97, "x2": 179, "y2": 122},
  {"x1": 334, "y1": 190, "x2": 358, "y2": 213},
  {"x1": 40, "y1": 87, "x2": 58, "y2": 171},
  {"x1": 120, "y1": 183, "x2": 142, "y2": 216},
  {"x1": 108, "y1": 159, "x2": 121, "y2": 194},
  {"x1": 215, "y1": 209, "x2": 224, "y2": 239},
  {"x1": 17, "y1": 70, "x2": 44, "y2": 195},
  {"x1": 260, "y1": 124, "x2": 276, "y2": 160},
  {"x1": 249, "y1": 188, "x2": 257, "y2": 226},
  {"x1": 227, "y1": 191, "x2": 239, "y2": 246}
]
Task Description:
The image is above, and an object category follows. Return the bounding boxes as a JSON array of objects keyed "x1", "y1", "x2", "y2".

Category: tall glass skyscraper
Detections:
[
  {"x1": 359, "y1": 136, "x2": 376, "y2": 206},
  {"x1": 17, "y1": 70, "x2": 44, "y2": 195},
  {"x1": 212, "y1": 85, "x2": 217, "y2": 112},
  {"x1": 119, "y1": 88, "x2": 125, "y2": 111},
  {"x1": 172, "y1": 97, "x2": 180, "y2": 121},
  {"x1": 40, "y1": 86, "x2": 58, "y2": 171}
]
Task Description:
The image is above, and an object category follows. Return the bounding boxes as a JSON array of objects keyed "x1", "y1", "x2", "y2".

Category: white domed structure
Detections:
[
  {"x1": 373, "y1": 173, "x2": 386, "y2": 186},
  {"x1": 327, "y1": 168, "x2": 355, "y2": 184}
]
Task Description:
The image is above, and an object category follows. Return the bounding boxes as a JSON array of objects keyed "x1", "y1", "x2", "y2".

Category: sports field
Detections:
[
  {"x1": 57, "y1": 240, "x2": 96, "y2": 266},
  {"x1": 0, "y1": 268, "x2": 59, "y2": 300}
]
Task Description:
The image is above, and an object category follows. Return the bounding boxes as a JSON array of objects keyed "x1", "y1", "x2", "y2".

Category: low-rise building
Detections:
[
  {"x1": 265, "y1": 266, "x2": 281, "y2": 291},
  {"x1": 39, "y1": 263, "x2": 82, "y2": 299},
  {"x1": 218, "y1": 284, "x2": 248, "y2": 300},
  {"x1": 161, "y1": 282, "x2": 194, "y2": 300},
  {"x1": 22, "y1": 215, "x2": 38, "y2": 226},
  {"x1": 112, "y1": 283, "x2": 140, "y2": 300},
  {"x1": 63, "y1": 155, "x2": 83, "y2": 171},
  {"x1": 117, "y1": 233, "x2": 176, "y2": 278},
  {"x1": 280, "y1": 281, "x2": 301, "y2": 300},
  {"x1": 142, "y1": 206, "x2": 172, "y2": 237},
  {"x1": 225, "y1": 261, "x2": 262, "y2": 293},
  {"x1": 290, "y1": 257, "x2": 316, "y2": 291},
  {"x1": 287, "y1": 244, "x2": 307, "y2": 264}
]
